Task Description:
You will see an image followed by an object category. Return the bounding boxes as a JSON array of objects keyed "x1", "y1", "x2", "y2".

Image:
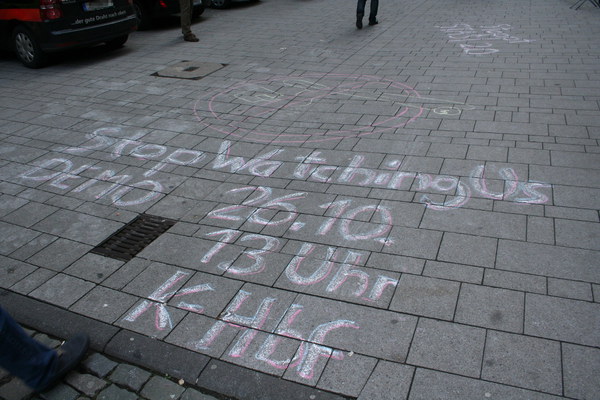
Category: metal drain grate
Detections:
[{"x1": 91, "y1": 214, "x2": 176, "y2": 261}]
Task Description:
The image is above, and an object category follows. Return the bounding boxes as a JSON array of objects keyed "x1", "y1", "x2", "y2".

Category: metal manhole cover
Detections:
[
  {"x1": 91, "y1": 214, "x2": 176, "y2": 261},
  {"x1": 153, "y1": 61, "x2": 226, "y2": 80}
]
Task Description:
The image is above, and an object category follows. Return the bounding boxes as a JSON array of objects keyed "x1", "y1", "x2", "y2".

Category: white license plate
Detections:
[{"x1": 83, "y1": 0, "x2": 113, "y2": 11}]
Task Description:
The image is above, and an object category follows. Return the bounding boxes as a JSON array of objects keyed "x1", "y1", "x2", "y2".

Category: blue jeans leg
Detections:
[{"x1": 0, "y1": 306, "x2": 57, "y2": 390}]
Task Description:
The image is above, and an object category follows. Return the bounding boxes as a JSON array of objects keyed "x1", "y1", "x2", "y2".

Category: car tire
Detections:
[
  {"x1": 133, "y1": 0, "x2": 152, "y2": 30},
  {"x1": 192, "y1": 3, "x2": 205, "y2": 18},
  {"x1": 105, "y1": 35, "x2": 129, "y2": 49},
  {"x1": 12, "y1": 25, "x2": 47, "y2": 68},
  {"x1": 210, "y1": 0, "x2": 231, "y2": 9}
]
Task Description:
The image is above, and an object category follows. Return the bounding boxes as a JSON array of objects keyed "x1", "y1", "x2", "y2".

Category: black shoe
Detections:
[
  {"x1": 184, "y1": 33, "x2": 199, "y2": 42},
  {"x1": 356, "y1": 15, "x2": 363, "y2": 29},
  {"x1": 37, "y1": 334, "x2": 89, "y2": 392},
  {"x1": 369, "y1": 18, "x2": 378, "y2": 26}
]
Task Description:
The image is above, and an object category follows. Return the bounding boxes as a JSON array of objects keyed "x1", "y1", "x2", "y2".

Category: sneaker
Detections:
[
  {"x1": 37, "y1": 334, "x2": 89, "y2": 392},
  {"x1": 184, "y1": 33, "x2": 199, "y2": 42}
]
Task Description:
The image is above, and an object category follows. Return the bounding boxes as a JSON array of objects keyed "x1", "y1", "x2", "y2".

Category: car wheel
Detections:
[
  {"x1": 210, "y1": 0, "x2": 231, "y2": 9},
  {"x1": 105, "y1": 35, "x2": 129, "y2": 49},
  {"x1": 133, "y1": 0, "x2": 152, "y2": 30},
  {"x1": 192, "y1": 3, "x2": 205, "y2": 18},
  {"x1": 12, "y1": 26, "x2": 47, "y2": 68}
]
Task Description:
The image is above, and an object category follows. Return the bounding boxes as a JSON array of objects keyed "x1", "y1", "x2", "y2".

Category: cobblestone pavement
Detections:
[
  {"x1": 1, "y1": 329, "x2": 221, "y2": 400},
  {"x1": 1, "y1": 0, "x2": 599, "y2": 399}
]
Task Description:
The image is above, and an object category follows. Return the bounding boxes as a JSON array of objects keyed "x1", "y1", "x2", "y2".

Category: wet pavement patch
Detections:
[{"x1": 91, "y1": 215, "x2": 176, "y2": 261}]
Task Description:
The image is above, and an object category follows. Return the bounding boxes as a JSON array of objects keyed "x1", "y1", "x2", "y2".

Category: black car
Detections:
[
  {"x1": 132, "y1": 0, "x2": 204, "y2": 29},
  {"x1": 0, "y1": 0, "x2": 137, "y2": 68}
]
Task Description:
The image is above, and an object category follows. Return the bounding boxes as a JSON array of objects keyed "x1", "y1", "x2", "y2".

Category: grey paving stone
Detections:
[
  {"x1": 555, "y1": 218, "x2": 600, "y2": 251},
  {"x1": 0, "y1": 194, "x2": 28, "y2": 217},
  {"x1": 31, "y1": 209, "x2": 123, "y2": 246},
  {"x1": 165, "y1": 313, "x2": 239, "y2": 359},
  {"x1": 525, "y1": 293, "x2": 600, "y2": 347},
  {"x1": 70, "y1": 286, "x2": 139, "y2": 323},
  {"x1": 437, "y1": 232, "x2": 497, "y2": 268},
  {"x1": 455, "y1": 284, "x2": 524, "y2": 333},
  {"x1": 166, "y1": 271, "x2": 244, "y2": 318},
  {"x1": 483, "y1": 269, "x2": 546, "y2": 294},
  {"x1": 64, "y1": 253, "x2": 124, "y2": 283},
  {"x1": 474, "y1": 121, "x2": 548, "y2": 136},
  {"x1": 526, "y1": 216, "x2": 555, "y2": 244},
  {"x1": 140, "y1": 376, "x2": 185, "y2": 400},
  {"x1": 530, "y1": 165, "x2": 600, "y2": 188},
  {"x1": 406, "y1": 319, "x2": 486, "y2": 378},
  {"x1": 496, "y1": 240, "x2": 600, "y2": 283},
  {"x1": 357, "y1": 361, "x2": 414, "y2": 400},
  {"x1": 482, "y1": 331, "x2": 562, "y2": 395},
  {"x1": 366, "y1": 253, "x2": 424, "y2": 275},
  {"x1": 292, "y1": 294, "x2": 417, "y2": 364},
  {"x1": 108, "y1": 364, "x2": 151, "y2": 392},
  {"x1": 274, "y1": 253, "x2": 399, "y2": 309},
  {"x1": 38, "y1": 383, "x2": 79, "y2": 400},
  {"x1": 106, "y1": 329, "x2": 210, "y2": 384},
  {"x1": 409, "y1": 368, "x2": 563, "y2": 400},
  {"x1": 466, "y1": 145, "x2": 508, "y2": 162},
  {"x1": 562, "y1": 343, "x2": 600, "y2": 400},
  {"x1": 82, "y1": 353, "x2": 118, "y2": 378},
  {"x1": 96, "y1": 384, "x2": 138, "y2": 400},
  {"x1": 0, "y1": 222, "x2": 40, "y2": 256},
  {"x1": 317, "y1": 353, "x2": 377, "y2": 397},
  {"x1": 180, "y1": 389, "x2": 218, "y2": 400},
  {"x1": 389, "y1": 275, "x2": 459, "y2": 320},
  {"x1": 101, "y1": 258, "x2": 152, "y2": 290},
  {"x1": 65, "y1": 373, "x2": 107, "y2": 397},
  {"x1": 9, "y1": 233, "x2": 58, "y2": 262},
  {"x1": 0, "y1": 378, "x2": 33, "y2": 400},
  {"x1": 422, "y1": 261, "x2": 483, "y2": 284},
  {"x1": 137, "y1": 233, "x2": 229, "y2": 271},
  {"x1": 29, "y1": 273, "x2": 95, "y2": 308},
  {"x1": 0, "y1": 258, "x2": 37, "y2": 288},
  {"x1": 27, "y1": 238, "x2": 91, "y2": 272},
  {"x1": 420, "y1": 208, "x2": 526, "y2": 240},
  {"x1": 3, "y1": 202, "x2": 58, "y2": 228},
  {"x1": 547, "y1": 278, "x2": 593, "y2": 301},
  {"x1": 550, "y1": 151, "x2": 600, "y2": 169},
  {"x1": 231, "y1": 332, "x2": 301, "y2": 379},
  {"x1": 383, "y1": 226, "x2": 442, "y2": 259}
]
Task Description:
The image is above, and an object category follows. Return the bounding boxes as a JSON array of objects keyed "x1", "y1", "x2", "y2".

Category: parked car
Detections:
[
  {"x1": 0, "y1": 0, "x2": 137, "y2": 68},
  {"x1": 208, "y1": 0, "x2": 255, "y2": 9},
  {"x1": 132, "y1": 0, "x2": 204, "y2": 29}
]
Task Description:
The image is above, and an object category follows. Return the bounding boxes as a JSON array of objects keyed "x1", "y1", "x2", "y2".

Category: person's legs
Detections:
[
  {"x1": 356, "y1": 0, "x2": 366, "y2": 28},
  {"x1": 179, "y1": 0, "x2": 198, "y2": 41},
  {"x1": 369, "y1": 0, "x2": 379, "y2": 24},
  {"x1": 0, "y1": 307, "x2": 57, "y2": 391}
]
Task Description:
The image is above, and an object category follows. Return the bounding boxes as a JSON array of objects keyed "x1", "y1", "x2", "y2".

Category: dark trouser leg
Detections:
[
  {"x1": 180, "y1": 0, "x2": 192, "y2": 35},
  {"x1": 0, "y1": 307, "x2": 57, "y2": 390},
  {"x1": 356, "y1": 0, "x2": 366, "y2": 16},
  {"x1": 369, "y1": 0, "x2": 379, "y2": 22}
]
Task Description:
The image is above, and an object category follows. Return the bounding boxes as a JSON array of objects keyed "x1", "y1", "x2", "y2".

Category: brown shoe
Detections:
[{"x1": 184, "y1": 33, "x2": 199, "y2": 42}]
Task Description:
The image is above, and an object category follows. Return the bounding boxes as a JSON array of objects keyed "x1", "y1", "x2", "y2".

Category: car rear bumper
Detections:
[{"x1": 39, "y1": 14, "x2": 137, "y2": 52}]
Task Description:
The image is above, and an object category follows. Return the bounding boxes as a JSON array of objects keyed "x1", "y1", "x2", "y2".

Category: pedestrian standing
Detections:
[
  {"x1": 0, "y1": 306, "x2": 89, "y2": 392},
  {"x1": 180, "y1": 0, "x2": 199, "y2": 42},
  {"x1": 356, "y1": 0, "x2": 378, "y2": 29}
]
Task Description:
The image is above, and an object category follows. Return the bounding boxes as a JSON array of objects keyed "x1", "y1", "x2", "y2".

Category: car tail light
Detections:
[
  {"x1": 40, "y1": 0, "x2": 63, "y2": 20},
  {"x1": 159, "y1": 0, "x2": 167, "y2": 8}
]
